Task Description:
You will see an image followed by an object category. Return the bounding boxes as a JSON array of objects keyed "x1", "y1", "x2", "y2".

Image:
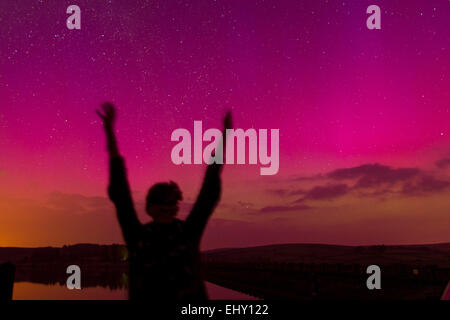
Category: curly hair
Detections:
[{"x1": 146, "y1": 181, "x2": 183, "y2": 208}]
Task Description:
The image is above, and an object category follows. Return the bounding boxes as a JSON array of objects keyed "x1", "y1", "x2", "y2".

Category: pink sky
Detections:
[{"x1": 0, "y1": 0, "x2": 449, "y2": 249}]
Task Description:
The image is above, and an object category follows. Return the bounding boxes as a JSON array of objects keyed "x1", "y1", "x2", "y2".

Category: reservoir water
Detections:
[{"x1": 12, "y1": 281, "x2": 257, "y2": 300}]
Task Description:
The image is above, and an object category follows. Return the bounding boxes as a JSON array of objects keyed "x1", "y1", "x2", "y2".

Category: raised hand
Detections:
[
  {"x1": 223, "y1": 110, "x2": 232, "y2": 131},
  {"x1": 213, "y1": 110, "x2": 232, "y2": 164},
  {"x1": 96, "y1": 102, "x2": 119, "y2": 157},
  {"x1": 96, "y1": 102, "x2": 116, "y2": 129}
]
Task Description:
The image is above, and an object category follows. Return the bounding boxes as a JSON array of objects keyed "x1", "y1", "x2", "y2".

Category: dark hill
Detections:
[{"x1": 203, "y1": 243, "x2": 450, "y2": 267}]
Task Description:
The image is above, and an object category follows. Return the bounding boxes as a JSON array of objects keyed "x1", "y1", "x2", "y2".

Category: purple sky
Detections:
[{"x1": 0, "y1": 0, "x2": 449, "y2": 248}]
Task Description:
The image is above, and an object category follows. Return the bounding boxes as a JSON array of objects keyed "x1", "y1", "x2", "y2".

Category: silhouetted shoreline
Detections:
[{"x1": 2, "y1": 243, "x2": 449, "y2": 299}]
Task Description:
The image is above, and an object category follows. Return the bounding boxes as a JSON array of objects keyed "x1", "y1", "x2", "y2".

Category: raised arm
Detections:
[
  {"x1": 186, "y1": 111, "x2": 232, "y2": 244},
  {"x1": 96, "y1": 102, "x2": 140, "y2": 245},
  {"x1": 96, "y1": 102, "x2": 119, "y2": 158}
]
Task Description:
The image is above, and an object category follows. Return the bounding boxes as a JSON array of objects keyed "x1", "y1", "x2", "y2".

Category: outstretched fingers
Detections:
[
  {"x1": 95, "y1": 109, "x2": 106, "y2": 120},
  {"x1": 96, "y1": 102, "x2": 116, "y2": 125}
]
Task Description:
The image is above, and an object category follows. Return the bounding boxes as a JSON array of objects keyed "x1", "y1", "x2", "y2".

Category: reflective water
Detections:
[{"x1": 12, "y1": 281, "x2": 257, "y2": 300}]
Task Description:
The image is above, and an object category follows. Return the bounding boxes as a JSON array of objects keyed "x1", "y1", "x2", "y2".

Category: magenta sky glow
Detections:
[{"x1": 0, "y1": 0, "x2": 449, "y2": 248}]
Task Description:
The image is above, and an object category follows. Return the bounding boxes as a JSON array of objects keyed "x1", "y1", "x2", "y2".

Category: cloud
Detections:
[
  {"x1": 327, "y1": 163, "x2": 420, "y2": 188},
  {"x1": 294, "y1": 184, "x2": 350, "y2": 202},
  {"x1": 267, "y1": 188, "x2": 307, "y2": 197},
  {"x1": 266, "y1": 188, "x2": 290, "y2": 197},
  {"x1": 436, "y1": 158, "x2": 450, "y2": 169},
  {"x1": 258, "y1": 204, "x2": 311, "y2": 214},
  {"x1": 401, "y1": 175, "x2": 450, "y2": 196},
  {"x1": 290, "y1": 188, "x2": 308, "y2": 196},
  {"x1": 269, "y1": 160, "x2": 450, "y2": 205}
]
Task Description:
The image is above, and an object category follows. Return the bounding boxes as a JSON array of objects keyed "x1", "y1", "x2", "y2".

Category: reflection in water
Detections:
[
  {"x1": 13, "y1": 282, "x2": 126, "y2": 300},
  {"x1": 12, "y1": 262, "x2": 257, "y2": 299},
  {"x1": 13, "y1": 281, "x2": 257, "y2": 300}
]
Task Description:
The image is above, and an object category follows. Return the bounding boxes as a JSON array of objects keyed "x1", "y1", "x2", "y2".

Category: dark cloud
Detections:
[
  {"x1": 266, "y1": 188, "x2": 307, "y2": 197},
  {"x1": 354, "y1": 188, "x2": 395, "y2": 199},
  {"x1": 326, "y1": 163, "x2": 449, "y2": 197},
  {"x1": 436, "y1": 158, "x2": 450, "y2": 169},
  {"x1": 266, "y1": 189, "x2": 290, "y2": 197},
  {"x1": 294, "y1": 184, "x2": 349, "y2": 203},
  {"x1": 258, "y1": 204, "x2": 311, "y2": 214},
  {"x1": 268, "y1": 160, "x2": 450, "y2": 205},
  {"x1": 401, "y1": 175, "x2": 450, "y2": 196},
  {"x1": 290, "y1": 188, "x2": 308, "y2": 196},
  {"x1": 328, "y1": 164, "x2": 420, "y2": 188}
]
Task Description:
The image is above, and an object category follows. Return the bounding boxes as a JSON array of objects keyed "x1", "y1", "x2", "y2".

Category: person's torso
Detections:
[{"x1": 127, "y1": 219, "x2": 206, "y2": 300}]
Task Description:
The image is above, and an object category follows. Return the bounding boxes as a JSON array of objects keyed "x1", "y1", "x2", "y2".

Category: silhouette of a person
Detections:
[{"x1": 97, "y1": 102, "x2": 231, "y2": 300}]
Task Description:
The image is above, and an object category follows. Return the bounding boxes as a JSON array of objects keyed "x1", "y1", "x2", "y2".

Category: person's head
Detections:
[{"x1": 146, "y1": 181, "x2": 182, "y2": 223}]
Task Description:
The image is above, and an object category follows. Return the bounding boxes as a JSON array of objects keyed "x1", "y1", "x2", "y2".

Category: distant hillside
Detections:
[
  {"x1": 1, "y1": 242, "x2": 448, "y2": 298},
  {"x1": 0, "y1": 244, "x2": 127, "y2": 265},
  {"x1": 202, "y1": 243, "x2": 450, "y2": 300},
  {"x1": 203, "y1": 243, "x2": 450, "y2": 267},
  {"x1": 0, "y1": 247, "x2": 36, "y2": 264},
  {"x1": 1, "y1": 242, "x2": 449, "y2": 267}
]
